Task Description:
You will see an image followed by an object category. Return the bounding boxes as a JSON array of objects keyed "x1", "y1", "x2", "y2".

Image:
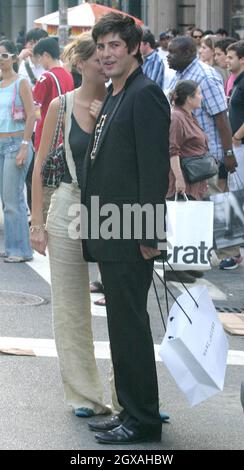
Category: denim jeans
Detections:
[{"x1": 0, "y1": 135, "x2": 33, "y2": 258}]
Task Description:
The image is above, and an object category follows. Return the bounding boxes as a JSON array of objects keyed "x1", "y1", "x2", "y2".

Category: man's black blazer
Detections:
[{"x1": 81, "y1": 67, "x2": 170, "y2": 262}]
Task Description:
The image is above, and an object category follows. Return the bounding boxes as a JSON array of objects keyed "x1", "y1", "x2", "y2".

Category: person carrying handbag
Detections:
[{"x1": 166, "y1": 80, "x2": 211, "y2": 283}]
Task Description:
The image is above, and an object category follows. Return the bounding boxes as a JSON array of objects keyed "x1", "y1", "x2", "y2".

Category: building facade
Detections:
[{"x1": 1, "y1": 0, "x2": 244, "y2": 43}]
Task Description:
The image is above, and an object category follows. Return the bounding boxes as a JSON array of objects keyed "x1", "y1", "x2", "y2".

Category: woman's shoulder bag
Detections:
[
  {"x1": 41, "y1": 94, "x2": 66, "y2": 188},
  {"x1": 181, "y1": 152, "x2": 218, "y2": 184}
]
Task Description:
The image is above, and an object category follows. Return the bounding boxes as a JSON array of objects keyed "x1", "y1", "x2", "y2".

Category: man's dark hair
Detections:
[
  {"x1": 214, "y1": 37, "x2": 236, "y2": 54},
  {"x1": 26, "y1": 28, "x2": 48, "y2": 44},
  {"x1": 191, "y1": 27, "x2": 204, "y2": 38},
  {"x1": 170, "y1": 36, "x2": 197, "y2": 58},
  {"x1": 33, "y1": 37, "x2": 60, "y2": 59},
  {"x1": 227, "y1": 40, "x2": 244, "y2": 59},
  {"x1": 168, "y1": 36, "x2": 197, "y2": 72},
  {"x1": 216, "y1": 28, "x2": 229, "y2": 37},
  {"x1": 142, "y1": 31, "x2": 156, "y2": 49},
  {"x1": 92, "y1": 12, "x2": 143, "y2": 64}
]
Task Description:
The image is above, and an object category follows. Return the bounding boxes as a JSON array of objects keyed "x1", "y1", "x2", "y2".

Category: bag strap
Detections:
[
  {"x1": 228, "y1": 171, "x2": 244, "y2": 190},
  {"x1": 174, "y1": 192, "x2": 188, "y2": 201},
  {"x1": 153, "y1": 268, "x2": 192, "y2": 325},
  {"x1": 24, "y1": 60, "x2": 37, "y2": 86},
  {"x1": 50, "y1": 95, "x2": 65, "y2": 152},
  {"x1": 11, "y1": 81, "x2": 17, "y2": 115},
  {"x1": 48, "y1": 71, "x2": 62, "y2": 96},
  {"x1": 154, "y1": 259, "x2": 200, "y2": 326}
]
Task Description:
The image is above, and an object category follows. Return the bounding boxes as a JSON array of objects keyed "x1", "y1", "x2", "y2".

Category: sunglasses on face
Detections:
[
  {"x1": 0, "y1": 53, "x2": 15, "y2": 60},
  {"x1": 193, "y1": 35, "x2": 203, "y2": 39}
]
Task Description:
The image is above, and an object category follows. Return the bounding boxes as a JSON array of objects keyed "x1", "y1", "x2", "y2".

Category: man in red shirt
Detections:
[{"x1": 33, "y1": 37, "x2": 74, "y2": 151}]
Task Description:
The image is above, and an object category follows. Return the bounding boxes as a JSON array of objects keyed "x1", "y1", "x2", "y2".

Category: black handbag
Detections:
[
  {"x1": 42, "y1": 95, "x2": 66, "y2": 188},
  {"x1": 181, "y1": 152, "x2": 218, "y2": 184}
]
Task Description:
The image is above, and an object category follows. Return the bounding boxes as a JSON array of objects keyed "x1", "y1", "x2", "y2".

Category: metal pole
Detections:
[{"x1": 59, "y1": 0, "x2": 69, "y2": 52}]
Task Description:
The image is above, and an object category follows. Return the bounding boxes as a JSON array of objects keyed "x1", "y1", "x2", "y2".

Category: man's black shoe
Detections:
[
  {"x1": 88, "y1": 415, "x2": 121, "y2": 432},
  {"x1": 95, "y1": 424, "x2": 161, "y2": 445}
]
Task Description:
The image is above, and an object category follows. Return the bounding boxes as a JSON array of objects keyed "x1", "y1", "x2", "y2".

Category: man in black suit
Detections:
[{"x1": 81, "y1": 13, "x2": 170, "y2": 445}]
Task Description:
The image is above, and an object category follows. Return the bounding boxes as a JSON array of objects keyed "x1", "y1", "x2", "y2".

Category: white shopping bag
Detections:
[
  {"x1": 159, "y1": 285, "x2": 228, "y2": 406},
  {"x1": 166, "y1": 199, "x2": 214, "y2": 270},
  {"x1": 210, "y1": 190, "x2": 244, "y2": 250}
]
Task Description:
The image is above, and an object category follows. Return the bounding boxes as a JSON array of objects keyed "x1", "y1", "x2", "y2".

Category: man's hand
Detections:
[
  {"x1": 90, "y1": 100, "x2": 103, "y2": 119},
  {"x1": 224, "y1": 152, "x2": 238, "y2": 173},
  {"x1": 18, "y1": 48, "x2": 32, "y2": 63},
  {"x1": 140, "y1": 244, "x2": 161, "y2": 260}
]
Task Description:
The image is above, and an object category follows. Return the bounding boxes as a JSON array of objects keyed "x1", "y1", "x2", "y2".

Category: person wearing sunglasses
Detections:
[
  {"x1": 0, "y1": 40, "x2": 35, "y2": 263},
  {"x1": 191, "y1": 28, "x2": 204, "y2": 54}
]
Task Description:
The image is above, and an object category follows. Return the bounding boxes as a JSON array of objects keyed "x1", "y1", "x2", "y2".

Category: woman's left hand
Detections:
[
  {"x1": 16, "y1": 148, "x2": 28, "y2": 167},
  {"x1": 175, "y1": 175, "x2": 186, "y2": 194},
  {"x1": 232, "y1": 136, "x2": 242, "y2": 148}
]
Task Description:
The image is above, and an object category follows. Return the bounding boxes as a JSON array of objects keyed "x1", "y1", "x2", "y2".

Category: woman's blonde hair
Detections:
[
  {"x1": 62, "y1": 32, "x2": 96, "y2": 68},
  {"x1": 200, "y1": 34, "x2": 217, "y2": 51}
]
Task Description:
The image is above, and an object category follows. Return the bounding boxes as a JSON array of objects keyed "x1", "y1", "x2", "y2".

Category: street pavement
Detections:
[{"x1": 0, "y1": 225, "x2": 244, "y2": 451}]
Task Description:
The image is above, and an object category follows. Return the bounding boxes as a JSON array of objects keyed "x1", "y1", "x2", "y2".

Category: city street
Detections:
[{"x1": 0, "y1": 225, "x2": 243, "y2": 451}]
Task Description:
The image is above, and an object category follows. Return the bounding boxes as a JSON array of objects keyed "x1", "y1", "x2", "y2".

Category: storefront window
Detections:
[
  {"x1": 95, "y1": 1, "x2": 123, "y2": 8},
  {"x1": 232, "y1": 1, "x2": 244, "y2": 38},
  {"x1": 129, "y1": 0, "x2": 141, "y2": 19},
  {"x1": 95, "y1": 1, "x2": 142, "y2": 19}
]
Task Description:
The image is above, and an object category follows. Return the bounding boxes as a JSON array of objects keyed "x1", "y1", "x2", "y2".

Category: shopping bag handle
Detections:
[
  {"x1": 228, "y1": 171, "x2": 244, "y2": 190},
  {"x1": 153, "y1": 268, "x2": 193, "y2": 324},
  {"x1": 162, "y1": 259, "x2": 199, "y2": 309},
  {"x1": 153, "y1": 259, "x2": 199, "y2": 325},
  {"x1": 174, "y1": 192, "x2": 189, "y2": 201}
]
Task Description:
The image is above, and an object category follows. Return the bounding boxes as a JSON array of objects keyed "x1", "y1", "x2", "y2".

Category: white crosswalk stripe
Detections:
[
  {"x1": 1, "y1": 336, "x2": 244, "y2": 365},
  {"x1": 24, "y1": 252, "x2": 244, "y2": 366}
]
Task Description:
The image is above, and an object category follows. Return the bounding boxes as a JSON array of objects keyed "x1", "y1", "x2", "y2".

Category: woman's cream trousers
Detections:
[{"x1": 46, "y1": 182, "x2": 110, "y2": 414}]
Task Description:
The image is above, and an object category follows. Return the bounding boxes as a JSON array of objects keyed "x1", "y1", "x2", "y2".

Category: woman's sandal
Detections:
[
  {"x1": 94, "y1": 296, "x2": 106, "y2": 307},
  {"x1": 74, "y1": 407, "x2": 95, "y2": 418},
  {"x1": 90, "y1": 281, "x2": 104, "y2": 294}
]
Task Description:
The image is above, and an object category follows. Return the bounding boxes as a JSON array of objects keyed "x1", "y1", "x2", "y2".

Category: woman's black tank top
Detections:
[{"x1": 63, "y1": 113, "x2": 91, "y2": 187}]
